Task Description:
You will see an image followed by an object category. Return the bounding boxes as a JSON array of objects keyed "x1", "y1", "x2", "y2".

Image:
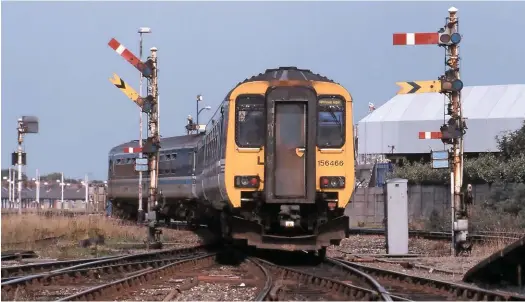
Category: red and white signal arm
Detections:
[{"x1": 123, "y1": 147, "x2": 142, "y2": 153}]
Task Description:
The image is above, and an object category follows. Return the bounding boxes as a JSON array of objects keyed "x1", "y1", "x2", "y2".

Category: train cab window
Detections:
[
  {"x1": 171, "y1": 153, "x2": 177, "y2": 159},
  {"x1": 317, "y1": 98, "x2": 345, "y2": 148},
  {"x1": 166, "y1": 154, "x2": 171, "y2": 160},
  {"x1": 235, "y1": 95, "x2": 265, "y2": 148},
  {"x1": 116, "y1": 159, "x2": 122, "y2": 165}
]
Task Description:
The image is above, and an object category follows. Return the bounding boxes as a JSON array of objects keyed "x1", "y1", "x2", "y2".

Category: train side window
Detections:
[
  {"x1": 188, "y1": 152, "x2": 193, "y2": 172},
  {"x1": 235, "y1": 95, "x2": 265, "y2": 148},
  {"x1": 108, "y1": 159, "x2": 114, "y2": 175},
  {"x1": 317, "y1": 97, "x2": 346, "y2": 148}
]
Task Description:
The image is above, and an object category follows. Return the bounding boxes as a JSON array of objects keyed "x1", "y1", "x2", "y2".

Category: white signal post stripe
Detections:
[
  {"x1": 406, "y1": 33, "x2": 415, "y2": 45},
  {"x1": 422, "y1": 132, "x2": 432, "y2": 139},
  {"x1": 115, "y1": 44, "x2": 126, "y2": 55}
]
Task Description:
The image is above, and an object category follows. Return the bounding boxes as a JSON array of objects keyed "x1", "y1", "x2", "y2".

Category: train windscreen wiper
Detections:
[{"x1": 325, "y1": 106, "x2": 344, "y2": 139}]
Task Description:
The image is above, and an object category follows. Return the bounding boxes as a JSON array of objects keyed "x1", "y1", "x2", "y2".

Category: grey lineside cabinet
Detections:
[{"x1": 384, "y1": 178, "x2": 409, "y2": 255}]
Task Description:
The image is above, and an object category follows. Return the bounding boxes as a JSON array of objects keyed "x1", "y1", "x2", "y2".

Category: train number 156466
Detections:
[{"x1": 318, "y1": 160, "x2": 344, "y2": 166}]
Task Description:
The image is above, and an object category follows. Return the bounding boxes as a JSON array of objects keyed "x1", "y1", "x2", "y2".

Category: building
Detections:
[
  {"x1": 0, "y1": 182, "x2": 107, "y2": 211},
  {"x1": 357, "y1": 84, "x2": 525, "y2": 164}
]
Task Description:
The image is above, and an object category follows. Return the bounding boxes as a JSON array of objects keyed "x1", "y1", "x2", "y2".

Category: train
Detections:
[{"x1": 107, "y1": 66, "x2": 356, "y2": 256}]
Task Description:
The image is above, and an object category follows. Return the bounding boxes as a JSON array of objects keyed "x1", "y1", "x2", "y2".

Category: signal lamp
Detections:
[
  {"x1": 450, "y1": 33, "x2": 461, "y2": 44},
  {"x1": 439, "y1": 34, "x2": 451, "y2": 44},
  {"x1": 441, "y1": 79, "x2": 463, "y2": 92}
]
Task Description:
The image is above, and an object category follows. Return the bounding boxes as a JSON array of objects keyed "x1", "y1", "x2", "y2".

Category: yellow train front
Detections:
[{"x1": 219, "y1": 67, "x2": 355, "y2": 255}]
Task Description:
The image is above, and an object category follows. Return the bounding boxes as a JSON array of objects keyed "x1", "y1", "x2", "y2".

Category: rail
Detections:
[
  {"x1": 338, "y1": 259, "x2": 525, "y2": 301},
  {"x1": 1, "y1": 255, "x2": 121, "y2": 279},
  {"x1": 255, "y1": 257, "x2": 392, "y2": 301},
  {"x1": 349, "y1": 228, "x2": 524, "y2": 242},
  {"x1": 57, "y1": 253, "x2": 217, "y2": 301},
  {"x1": 1, "y1": 244, "x2": 214, "y2": 291}
]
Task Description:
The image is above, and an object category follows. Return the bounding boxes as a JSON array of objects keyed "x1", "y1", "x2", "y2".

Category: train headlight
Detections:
[
  {"x1": 234, "y1": 175, "x2": 260, "y2": 188},
  {"x1": 320, "y1": 176, "x2": 345, "y2": 189}
]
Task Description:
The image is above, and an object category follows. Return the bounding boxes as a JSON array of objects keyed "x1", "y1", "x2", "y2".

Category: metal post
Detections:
[
  {"x1": 196, "y1": 95, "x2": 200, "y2": 127},
  {"x1": 17, "y1": 119, "x2": 24, "y2": 215},
  {"x1": 8, "y1": 166, "x2": 12, "y2": 205},
  {"x1": 11, "y1": 168, "x2": 15, "y2": 208},
  {"x1": 147, "y1": 47, "x2": 159, "y2": 220},
  {"x1": 137, "y1": 30, "x2": 146, "y2": 223},
  {"x1": 61, "y1": 172, "x2": 64, "y2": 205},
  {"x1": 450, "y1": 171, "x2": 455, "y2": 256},
  {"x1": 84, "y1": 174, "x2": 89, "y2": 212},
  {"x1": 444, "y1": 7, "x2": 467, "y2": 256},
  {"x1": 36, "y1": 169, "x2": 40, "y2": 207}
]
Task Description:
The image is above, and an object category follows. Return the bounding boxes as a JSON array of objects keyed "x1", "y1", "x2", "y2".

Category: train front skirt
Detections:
[{"x1": 230, "y1": 215, "x2": 349, "y2": 251}]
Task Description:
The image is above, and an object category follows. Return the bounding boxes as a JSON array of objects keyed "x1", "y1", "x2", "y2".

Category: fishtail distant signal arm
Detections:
[{"x1": 109, "y1": 73, "x2": 145, "y2": 107}]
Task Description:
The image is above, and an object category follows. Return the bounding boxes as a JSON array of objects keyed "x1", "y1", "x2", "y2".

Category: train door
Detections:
[
  {"x1": 265, "y1": 86, "x2": 317, "y2": 204},
  {"x1": 191, "y1": 148, "x2": 197, "y2": 199}
]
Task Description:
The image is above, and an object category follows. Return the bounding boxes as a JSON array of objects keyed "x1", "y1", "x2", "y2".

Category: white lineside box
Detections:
[{"x1": 384, "y1": 178, "x2": 409, "y2": 255}]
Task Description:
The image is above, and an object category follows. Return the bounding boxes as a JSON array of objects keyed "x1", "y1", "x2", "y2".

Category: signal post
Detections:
[
  {"x1": 393, "y1": 7, "x2": 469, "y2": 256},
  {"x1": 108, "y1": 38, "x2": 161, "y2": 246},
  {"x1": 12, "y1": 116, "x2": 39, "y2": 214}
]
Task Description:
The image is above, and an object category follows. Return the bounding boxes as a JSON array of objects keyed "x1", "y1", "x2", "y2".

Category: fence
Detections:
[{"x1": 344, "y1": 183, "x2": 493, "y2": 227}]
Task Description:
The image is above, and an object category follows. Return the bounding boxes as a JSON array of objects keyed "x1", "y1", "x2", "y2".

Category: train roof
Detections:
[
  {"x1": 109, "y1": 134, "x2": 201, "y2": 156},
  {"x1": 232, "y1": 66, "x2": 337, "y2": 90}
]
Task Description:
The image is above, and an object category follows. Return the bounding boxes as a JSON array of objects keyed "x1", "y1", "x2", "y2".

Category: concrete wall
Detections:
[{"x1": 344, "y1": 184, "x2": 492, "y2": 227}]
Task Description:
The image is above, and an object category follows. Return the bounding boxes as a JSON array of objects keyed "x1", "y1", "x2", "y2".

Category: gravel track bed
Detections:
[
  {"x1": 287, "y1": 262, "x2": 370, "y2": 288},
  {"x1": 328, "y1": 235, "x2": 499, "y2": 283},
  {"x1": 114, "y1": 263, "x2": 260, "y2": 301},
  {"x1": 174, "y1": 283, "x2": 258, "y2": 301},
  {"x1": 274, "y1": 282, "x2": 330, "y2": 301},
  {"x1": 173, "y1": 264, "x2": 259, "y2": 301}
]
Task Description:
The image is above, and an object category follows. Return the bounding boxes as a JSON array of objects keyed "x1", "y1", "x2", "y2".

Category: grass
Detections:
[{"x1": 1, "y1": 214, "x2": 207, "y2": 259}]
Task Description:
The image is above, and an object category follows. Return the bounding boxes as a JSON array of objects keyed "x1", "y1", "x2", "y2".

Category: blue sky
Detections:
[{"x1": 2, "y1": 1, "x2": 524, "y2": 180}]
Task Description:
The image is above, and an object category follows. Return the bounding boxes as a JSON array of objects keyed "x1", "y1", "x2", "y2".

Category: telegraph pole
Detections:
[{"x1": 392, "y1": 7, "x2": 466, "y2": 256}]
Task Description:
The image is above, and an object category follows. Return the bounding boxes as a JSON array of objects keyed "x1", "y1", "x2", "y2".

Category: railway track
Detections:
[
  {"x1": 338, "y1": 259, "x2": 525, "y2": 301},
  {"x1": 256, "y1": 256, "x2": 392, "y2": 301},
  {"x1": 349, "y1": 228, "x2": 524, "y2": 242},
  {"x1": 1, "y1": 244, "x2": 217, "y2": 300},
  {"x1": 5, "y1": 239, "x2": 524, "y2": 301},
  {"x1": 38, "y1": 252, "x2": 271, "y2": 301},
  {"x1": 1, "y1": 255, "x2": 122, "y2": 281}
]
